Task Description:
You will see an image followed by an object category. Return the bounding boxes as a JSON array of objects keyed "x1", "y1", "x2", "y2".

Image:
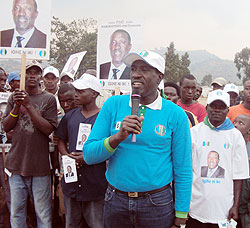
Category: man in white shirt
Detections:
[
  {"x1": 0, "y1": 0, "x2": 46, "y2": 48},
  {"x1": 186, "y1": 90, "x2": 249, "y2": 228},
  {"x1": 100, "y1": 29, "x2": 132, "y2": 80}
]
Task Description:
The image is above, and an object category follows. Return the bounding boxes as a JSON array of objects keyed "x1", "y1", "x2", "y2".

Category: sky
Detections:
[{"x1": 52, "y1": 0, "x2": 249, "y2": 60}]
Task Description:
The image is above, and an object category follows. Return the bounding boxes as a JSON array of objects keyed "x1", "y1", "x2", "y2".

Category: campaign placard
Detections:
[
  {"x1": 62, "y1": 155, "x2": 78, "y2": 183},
  {"x1": 0, "y1": 0, "x2": 51, "y2": 60},
  {"x1": 97, "y1": 20, "x2": 144, "y2": 91},
  {"x1": 61, "y1": 51, "x2": 87, "y2": 80}
]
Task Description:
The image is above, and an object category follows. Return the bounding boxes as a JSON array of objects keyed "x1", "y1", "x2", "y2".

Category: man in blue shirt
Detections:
[{"x1": 84, "y1": 50, "x2": 193, "y2": 228}]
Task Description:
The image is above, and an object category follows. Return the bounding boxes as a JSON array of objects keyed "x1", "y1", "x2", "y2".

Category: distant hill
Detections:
[
  {"x1": 0, "y1": 59, "x2": 21, "y2": 73},
  {"x1": 153, "y1": 48, "x2": 241, "y2": 84},
  {"x1": 0, "y1": 48, "x2": 242, "y2": 85}
]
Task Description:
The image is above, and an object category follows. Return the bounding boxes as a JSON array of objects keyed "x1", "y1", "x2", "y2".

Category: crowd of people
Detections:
[{"x1": 0, "y1": 49, "x2": 249, "y2": 228}]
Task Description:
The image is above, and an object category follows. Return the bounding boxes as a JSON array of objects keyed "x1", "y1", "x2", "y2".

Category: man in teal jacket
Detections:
[{"x1": 84, "y1": 50, "x2": 192, "y2": 228}]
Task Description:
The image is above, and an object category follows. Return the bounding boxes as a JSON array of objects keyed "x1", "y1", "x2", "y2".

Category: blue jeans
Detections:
[
  {"x1": 9, "y1": 174, "x2": 52, "y2": 228},
  {"x1": 104, "y1": 185, "x2": 174, "y2": 228},
  {"x1": 63, "y1": 195, "x2": 104, "y2": 228},
  {"x1": 63, "y1": 193, "x2": 72, "y2": 228}
]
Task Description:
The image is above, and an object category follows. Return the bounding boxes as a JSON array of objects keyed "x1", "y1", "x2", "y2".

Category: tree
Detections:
[
  {"x1": 234, "y1": 47, "x2": 250, "y2": 83},
  {"x1": 201, "y1": 74, "x2": 212, "y2": 86},
  {"x1": 164, "y1": 42, "x2": 191, "y2": 82},
  {"x1": 180, "y1": 52, "x2": 191, "y2": 76},
  {"x1": 49, "y1": 17, "x2": 97, "y2": 79}
]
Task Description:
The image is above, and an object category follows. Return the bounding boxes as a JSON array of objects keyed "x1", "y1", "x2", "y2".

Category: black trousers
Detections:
[{"x1": 186, "y1": 217, "x2": 219, "y2": 228}]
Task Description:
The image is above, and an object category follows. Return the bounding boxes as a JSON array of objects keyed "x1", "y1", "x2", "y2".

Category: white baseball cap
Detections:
[
  {"x1": 43, "y1": 66, "x2": 59, "y2": 78},
  {"x1": 223, "y1": 83, "x2": 239, "y2": 96},
  {"x1": 207, "y1": 89, "x2": 230, "y2": 107},
  {"x1": 72, "y1": 73, "x2": 102, "y2": 95},
  {"x1": 124, "y1": 50, "x2": 165, "y2": 74},
  {"x1": 60, "y1": 71, "x2": 74, "y2": 80}
]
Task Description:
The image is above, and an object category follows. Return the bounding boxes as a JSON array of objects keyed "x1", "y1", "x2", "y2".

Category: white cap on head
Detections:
[
  {"x1": 72, "y1": 73, "x2": 102, "y2": 96},
  {"x1": 60, "y1": 71, "x2": 74, "y2": 80},
  {"x1": 223, "y1": 83, "x2": 239, "y2": 96},
  {"x1": 43, "y1": 66, "x2": 59, "y2": 78},
  {"x1": 124, "y1": 50, "x2": 165, "y2": 74},
  {"x1": 207, "y1": 89, "x2": 230, "y2": 107},
  {"x1": 211, "y1": 77, "x2": 227, "y2": 87}
]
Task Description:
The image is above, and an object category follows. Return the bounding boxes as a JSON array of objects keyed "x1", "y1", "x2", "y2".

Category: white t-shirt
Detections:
[{"x1": 190, "y1": 122, "x2": 249, "y2": 224}]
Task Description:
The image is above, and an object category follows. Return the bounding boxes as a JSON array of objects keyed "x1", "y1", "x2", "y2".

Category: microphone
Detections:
[{"x1": 131, "y1": 90, "x2": 141, "y2": 143}]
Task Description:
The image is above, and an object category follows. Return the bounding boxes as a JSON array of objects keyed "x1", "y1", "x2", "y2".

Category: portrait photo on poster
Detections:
[
  {"x1": 62, "y1": 155, "x2": 78, "y2": 183},
  {"x1": 61, "y1": 51, "x2": 87, "y2": 80},
  {"x1": 97, "y1": 20, "x2": 144, "y2": 90},
  {"x1": 0, "y1": 0, "x2": 51, "y2": 59},
  {"x1": 201, "y1": 150, "x2": 225, "y2": 178},
  {"x1": 76, "y1": 123, "x2": 92, "y2": 151}
]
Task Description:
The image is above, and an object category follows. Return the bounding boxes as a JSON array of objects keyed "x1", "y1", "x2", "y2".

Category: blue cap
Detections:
[{"x1": 8, "y1": 72, "x2": 20, "y2": 83}]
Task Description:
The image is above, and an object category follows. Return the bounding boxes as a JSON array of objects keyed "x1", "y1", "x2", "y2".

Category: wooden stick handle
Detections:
[
  {"x1": 1, "y1": 146, "x2": 7, "y2": 181},
  {"x1": 115, "y1": 86, "x2": 120, "y2": 95},
  {"x1": 20, "y1": 54, "x2": 26, "y2": 91}
]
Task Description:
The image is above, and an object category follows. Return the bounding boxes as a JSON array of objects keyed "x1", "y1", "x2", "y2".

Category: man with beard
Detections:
[{"x1": 1, "y1": 0, "x2": 46, "y2": 48}]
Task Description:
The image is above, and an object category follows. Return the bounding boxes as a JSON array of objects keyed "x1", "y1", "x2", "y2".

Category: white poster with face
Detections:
[
  {"x1": 62, "y1": 155, "x2": 78, "y2": 183},
  {"x1": 97, "y1": 20, "x2": 144, "y2": 91},
  {"x1": 61, "y1": 51, "x2": 87, "y2": 80},
  {"x1": 76, "y1": 123, "x2": 91, "y2": 151},
  {"x1": 0, "y1": 0, "x2": 51, "y2": 60},
  {"x1": 0, "y1": 92, "x2": 10, "y2": 143}
]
